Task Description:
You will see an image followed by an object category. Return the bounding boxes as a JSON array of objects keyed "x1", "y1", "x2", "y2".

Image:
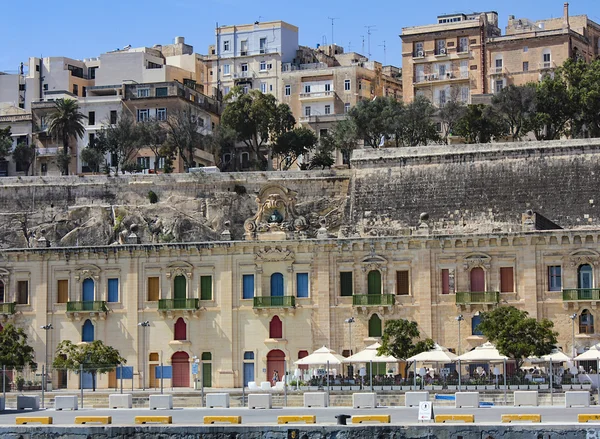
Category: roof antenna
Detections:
[{"x1": 328, "y1": 17, "x2": 339, "y2": 45}]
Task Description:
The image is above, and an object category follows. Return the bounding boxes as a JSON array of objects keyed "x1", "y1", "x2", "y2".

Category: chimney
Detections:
[{"x1": 563, "y1": 3, "x2": 570, "y2": 29}]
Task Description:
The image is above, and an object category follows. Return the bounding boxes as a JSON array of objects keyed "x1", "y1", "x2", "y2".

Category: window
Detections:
[
  {"x1": 500, "y1": 267, "x2": 514, "y2": 293},
  {"x1": 43, "y1": 83, "x2": 48, "y2": 91},
  {"x1": 259, "y1": 61, "x2": 266, "y2": 71},
  {"x1": 439, "y1": 89, "x2": 446, "y2": 107},
  {"x1": 523, "y1": 61, "x2": 529, "y2": 72},
  {"x1": 495, "y1": 79, "x2": 504, "y2": 93},
  {"x1": 523, "y1": 46, "x2": 528, "y2": 53},
  {"x1": 324, "y1": 105, "x2": 331, "y2": 115},
  {"x1": 0, "y1": 280, "x2": 4, "y2": 303},
  {"x1": 470, "y1": 267, "x2": 485, "y2": 292},
  {"x1": 495, "y1": 58, "x2": 503, "y2": 72},
  {"x1": 435, "y1": 39, "x2": 446, "y2": 55},
  {"x1": 241, "y1": 63, "x2": 248, "y2": 72},
  {"x1": 368, "y1": 314, "x2": 382, "y2": 337},
  {"x1": 222, "y1": 64, "x2": 230, "y2": 75},
  {"x1": 260, "y1": 82, "x2": 267, "y2": 93},
  {"x1": 17, "y1": 280, "x2": 28, "y2": 305},
  {"x1": 269, "y1": 84, "x2": 273, "y2": 92},
  {"x1": 414, "y1": 41, "x2": 424, "y2": 56},
  {"x1": 458, "y1": 37, "x2": 468, "y2": 53},
  {"x1": 340, "y1": 272, "x2": 353, "y2": 296},
  {"x1": 240, "y1": 40, "x2": 248, "y2": 55},
  {"x1": 260, "y1": 37, "x2": 267, "y2": 54},
  {"x1": 367, "y1": 270, "x2": 381, "y2": 295},
  {"x1": 304, "y1": 106, "x2": 311, "y2": 117},
  {"x1": 110, "y1": 110, "x2": 118, "y2": 124},
  {"x1": 471, "y1": 315, "x2": 483, "y2": 336},
  {"x1": 147, "y1": 277, "x2": 159, "y2": 301},
  {"x1": 242, "y1": 85, "x2": 249, "y2": 94},
  {"x1": 344, "y1": 79, "x2": 351, "y2": 91},
  {"x1": 325, "y1": 83, "x2": 331, "y2": 92},
  {"x1": 107, "y1": 278, "x2": 119, "y2": 302},
  {"x1": 57, "y1": 279, "x2": 68, "y2": 303},
  {"x1": 344, "y1": 103, "x2": 350, "y2": 113},
  {"x1": 296, "y1": 273, "x2": 309, "y2": 298},
  {"x1": 580, "y1": 309, "x2": 594, "y2": 334},
  {"x1": 396, "y1": 270, "x2": 409, "y2": 295},
  {"x1": 543, "y1": 51, "x2": 551, "y2": 68},
  {"x1": 242, "y1": 274, "x2": 254, "y2": 299},
  {"x1": 441, "y1": 268, "x2": 456, "y2": 295},
  {"x1": 200, "y1": 275, "x2": 212, "y2": 300},
  {"x1": 224, "y1": 86, "x2": 230, "y2": 95},
  {"x1": 285, "y1": 85, "x2": 291, "y2": 96},
  {"x1": 244, "y1": 351, "x2": 254, "y2": 360},
  {"x1": 304, "y1": 84, "x2": 311, "y2": 93},
  {"x1": 72, "y1": 84, "x2": 79, "y2": 96},
  {"x1": 578, "y1": 264, "x2": 593, "y2": 289},
  {"x1": 224, "y1": 40, "x2": 230, "y2": 51},
  {"x1": 269, "y1": 316, "x2": 282, "y2": 339},
  {"x1": 297, "y1": 350, "x2": 309, "y2": 370},
  {"x1": 88, "y1": 111, "x2": 95, "y2": 126},
  {"x1": 174, "y1": 317, "x2": 186, "y2": 341},
  {"x1": 156, "y1": 108, "x2": 167, "y2": 121},
  {"x1": 82, "y1": 319, "x2": 94, "y2": 342},
  {"x1": 461, "y1": 86, "x2": 469, "y2": 103},
  {"x1": 137, "y1": 109, "x2": 149, "y2": 122},
  {"x1": 137, "y1": 88, "x2": 150, "y2": 98},
  {"x1": 548, "y1": 266, "x2": 562, "y2": 291}
]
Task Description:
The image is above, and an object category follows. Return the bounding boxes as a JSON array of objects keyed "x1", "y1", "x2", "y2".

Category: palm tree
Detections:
[{"x1": 47, "y1": 99, "x2": 86, "y2": 175}]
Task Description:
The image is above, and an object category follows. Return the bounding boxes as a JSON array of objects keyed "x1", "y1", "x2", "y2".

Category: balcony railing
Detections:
[
  {"x1": 66, "y1": 301, "x2": 108, "y2": 312},
  {"x1": 299, "y1": 91, "x2": 334, "y2": 99},
  {"x1": 37, "y1": 147, "x2": 60, "y2": 156},
  {"x1": 352, "y1": 294, "x2": 395, "y2": 306},
  {"x1": 158, "y1": 298, "x2": 200, "y2": 311},
  {"x1": 253, "y1": 296, "x2": 296, "y2": 308},
  {"x1": 456, "y1": 291, "x2": 500, "y2": 305},
  {"x1": 0, "y1": 302, "x2": 16, "y2": 314},
  {"x1": 563, "y1": 289, "x2": 600, "y2": 301}
]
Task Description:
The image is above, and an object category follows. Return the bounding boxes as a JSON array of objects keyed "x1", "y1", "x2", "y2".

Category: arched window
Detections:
[
  {"x1": 368, "y1": 314, "x2": 382, "y2": 337},
  {"x1": 367, "y1": 271, "x2": 381, "y2": 295},
  {"x1": 578, "y1": 264, "x2": 593, "y2": 290},
  {"x1": 298, "y1": 350, "x2": 309, "y2": 371},
  {"x1": 243, "y1": 351, "x2": 255, "y2": 360},
  {"x1": 149, "y1": 353, "x2": 159, "y2": 361},
  {"x1": 580, "y1": 309, "x2": 595, "y2": 334},
  {"x1": 470, "y1": 267, "x2": 485, "y2": 292},
  {"x1": 174, "y1": 317, "x2": 186, "y2": 341},
  {"x1": 82, "y1": 319, "x2": 94, "y2": 342},
  {"x1": 82, "y1": 278, "x2": 95, "y2": 302},
  {"x1": 0, "y1": 280, "x2": 4, "y2": 303},
  {"x1": 270, "y1": 273, "x2": 284, "y2": 297},
  {"x1": 472, "y1": 314, "x2": 483, "y2": 335},
  {"x1": 269, "y1": 315, "x2": 283, "y2": 339}
]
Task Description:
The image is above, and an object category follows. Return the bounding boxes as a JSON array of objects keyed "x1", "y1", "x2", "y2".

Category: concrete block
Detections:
[
  {"x1": 206, "y1": 393, "x2": 230, "y2": 408},
  {"x1": 17, "y1": 395, "x2": 39, "y2": 410},
  {"x1": 455, "y1": 392, "x2": 479, "y2": 408},
  {"x1": 565, "y1": 391, "x2": 590, "y2": 408},
  {"x1": 0, "y1": 397, "x2": 4, "y2": 411},
  {"x1": 260, "y1": 381, "x2": 272, "y2": 391},
  {"x1": 514, "y1": 390, "x2": 538, "y2": 407},
  {"x1": 149, "y1": 394, "x2": 173, "y2": 410},
  {"x1": 303, "y1": 392, "x2": 327, "y2": 407},
  {"x1": 54, "y1": 395, "x2": 78, "y2": 410},
  {"x1": 109, "y1": 394, "x2": 132, "y2": 409},
  {"x1": 405, "y1": 391, "x2": 429, "y2": 407},
  {"x1": 353, "y1": 392, "x2": 377, "y2": 408},
  {"x1": 248, "y1": 393, "x2": 272, "y2": 409}
]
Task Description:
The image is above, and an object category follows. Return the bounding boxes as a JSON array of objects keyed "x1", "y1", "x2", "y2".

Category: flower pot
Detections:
[
  {"x1": 433, "y1": 385, "x2": 444, "y2": 391},
  {"x1": 424, "y1": 385, "x2": 433, "y2": 391},
  {"x1": 382, "y1": 386, "x2": 392, "y2": 391},
  {"x1": 401, "y1": 386, "x2": 412, "y2": 391},
  {"x1": 572, "y1": 384, "x2": 583, "y2": 390},
  {"x1": 562, "y1": 385, "x2": 572, "y2": 390},
  {"x1": 518, "y1": 385, "x2": 529, "y2": 390},
  {"x1": 485, "y1": 385, "x2": 496, "y2": 390},
  {"x1": 446, "y1": 385, "x2": 457, "y2": 391},
  {"x1": 582, "y1": 384, "x2": 592, "y2": 390},
  {"x1": 509, "y1": 385, "x2": 519, "y2": 390},
  {"x1": 539, "y1": 384, "x2": 549, "y2": 390},
  {"x1": 466, "y1": 385, "x2": 477, "y2": 390}
]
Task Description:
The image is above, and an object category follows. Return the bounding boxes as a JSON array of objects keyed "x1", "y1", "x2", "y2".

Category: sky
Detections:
[{"x1": 1, "y1": 0, "x2": 599, "y2": 73}]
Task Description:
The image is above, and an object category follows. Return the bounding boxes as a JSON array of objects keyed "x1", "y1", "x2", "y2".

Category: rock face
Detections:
[{"x1": 1, "y1": 138, "x2": 600, "y2": 248}]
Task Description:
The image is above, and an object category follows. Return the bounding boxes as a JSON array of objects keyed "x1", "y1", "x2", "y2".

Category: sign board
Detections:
[
  {"x1": 418, "y1": 401, "x2": 433, "y2": 421},
  {"x1": 116, "y1": 366, "x2": 133, "y2": 379},
  {"x1": 155, "y1": 365, "x2": 172, "y2": 379},
  {"x1": 440, "y1": 368, "x2": 450, "y2": 377},
  {"x1": 317, "y1": 369, "x2": 326, "y2": 377},
  {"x1": 192, "y1": 363, "x2": 199, "y2": 375}
]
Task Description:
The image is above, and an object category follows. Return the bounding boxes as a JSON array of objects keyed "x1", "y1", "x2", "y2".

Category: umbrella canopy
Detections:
[
  {"x1": 529, "y1": 349, "x2": 572, "y2": 363},
  {"x1": 344, "y1": 342, "x2": 400, "y2": 363},
  {"x1": 457, "y1": 342, "x2": 508, "y2": 362},
  {"x1": 406, "y1": 343, "x2": 458, "y2": 363},
  {"x1": 294, "y1": 346, "x2": 346, "y2": 366},
  {"x1": 574, "y1": 344, "x2": 600, "y2": 361}
]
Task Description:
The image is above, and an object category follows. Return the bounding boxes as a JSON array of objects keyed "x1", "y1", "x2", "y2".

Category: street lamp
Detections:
[
  {"x1": 138, "y1": 321, "x2": 150, "y2": 391},
  {"x1": 570, "y1": 313, "x2": 578, "y2": 358},
  {"x1": 345, "y1": 317, "x2": 355, "y2": 378},
  {"x1": 455, "y1": 315, "x2": 464, "y2": 355}
]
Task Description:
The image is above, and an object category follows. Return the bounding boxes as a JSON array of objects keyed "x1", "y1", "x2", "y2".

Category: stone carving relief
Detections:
[
  {"x1": 463, "y1": 254, "x2": 491, "y2": 271},
  {"x1": 165, "y1": 262, "x2": 194, "y2": 279},
  {"x1": 244, "y1": 184, "x2": 308, "y2": 240},
  {"x1": 361, "y1": 254, "x2": 388, "y2": 273},
  {"x1": 75, "y1": 266, "x2": 101, "y2": 282},
  {"x1": 568, "y1": 250, "x2": 600, "y2": 267},
  {"x1": 255, "y1": 246, "x2": 295, "y2": 262}
]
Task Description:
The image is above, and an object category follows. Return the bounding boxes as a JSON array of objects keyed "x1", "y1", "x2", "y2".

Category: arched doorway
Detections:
[
  {"x1": 266, "y1": 349, "x2": 285, "y2": 384},
  {"x1": 172, "y1": 351, "x2": 190, "y2": 387}
]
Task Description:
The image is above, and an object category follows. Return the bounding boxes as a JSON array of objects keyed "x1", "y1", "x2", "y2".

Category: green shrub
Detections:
[{"x1": 148, "y1": 190, "x2": 158, "y2": 204}]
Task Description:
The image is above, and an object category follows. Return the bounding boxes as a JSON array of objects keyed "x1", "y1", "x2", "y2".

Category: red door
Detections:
[
  {"x1": 267, "y1": 349, "x2": 285, "y2": 384},
  {"x1": 470, "y1": 268, "x2": 485, "y2": 292},
  {"x1": 171, "y1": 352, "x2": 190, "y2": 387}
]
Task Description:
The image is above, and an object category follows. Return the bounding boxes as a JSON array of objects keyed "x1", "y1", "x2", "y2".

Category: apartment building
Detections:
[{"x1": 0, "y1": 104, "x2": 32, "y2": 176}]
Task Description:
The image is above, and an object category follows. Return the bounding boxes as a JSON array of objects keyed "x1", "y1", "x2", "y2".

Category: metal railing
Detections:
[
  {"x1": 66, "y1": 301, "x2": 108, "y2": 312},
  {"x1": 0, "y1": 302, "x2": 16, "y2": 314},
  {"x1": 455, "y1": 291, "x2": 500, "y2": 305},
  {"x1": 352, "y1": 294, "x2": 395, "y2": 306},
  {"x1": 253, "y1": 296, "x2": 296, "y2": 308},
  {"x1": 158, "y1": 298, "x2": 200, "y2": 310},
  {"x1": 563, "y1": 289, "x2": 600, "y2": 301}
]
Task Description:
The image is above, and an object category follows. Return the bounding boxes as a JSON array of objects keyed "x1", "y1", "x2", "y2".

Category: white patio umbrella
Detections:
[
  {"x1": 529, "y1": 349, "x2": 572, "y2": 363},
  {"x1": 294, "y1": 346, "x2": 345, "y2": 365},
  {"x1": 406, "y1": 343, "x2": 458, "y2": 363},
  {"x1": 574, "y1": 344, "x2": 600, "y2": 361},
  {"x1": 344, "y1": 342, "x2": 400, "y2": 363},
  {"x1": 457, "y1": 342, "x2": 508, "y2": 362}
]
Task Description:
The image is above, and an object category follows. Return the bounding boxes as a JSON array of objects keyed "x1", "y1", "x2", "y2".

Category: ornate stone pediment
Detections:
[
  {"x1": 463, "y1": 253, "x2": 491, "y2": 271},
  {"x1": 166, "y1": 262, "x2": 194, "y2": 279},
  {"x1": 75, "y1": 265, "x2": 101, "y2": 282},
  {"x1": 255, "y1": 246, "x2": 295, "y2": 262},
  {"x1": 568, "y1": 250, "x2": 600, "y2": 267},
  {"x1": 361, "y1": 255, "x2": 388, "y2": 273}
]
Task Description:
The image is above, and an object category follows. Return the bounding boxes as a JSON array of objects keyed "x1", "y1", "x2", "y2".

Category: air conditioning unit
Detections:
[
  {"x1": 417, "y1": 50, "x2": 424, "y2": 57},
  {"x1": 439, "y1": 48, "x2": 447, "y2": 55}
]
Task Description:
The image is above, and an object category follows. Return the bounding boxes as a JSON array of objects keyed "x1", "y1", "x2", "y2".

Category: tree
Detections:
[
  {"x1": 136, "y1": 119, "x2": 167, "y2": 172},
  {"x1": 80, "y1": 147, "x2": 105, "y2": 173},
  {"x1": 439, "y1": 92, "x2": 467, "y2": 144},
  {"x1": 47, "y1": 99, "x2": 86, "y2": 175},
  {"x1": 309, "y1": 134, "x2": 335, "y2": 169},
  {"x1": 560, "y1": 58, "x2": 600, "y2": 138},
  {"x1": 328, "y1": 119, "x2": 359, "y2": 165},
  {"x1": 454, "y1": 104, "x2": 507, "y2": 144},
  {"x1": 0, "y1": 127, "x2": 12, "y2": 162},
  {"x1": 0, "y1": 324, "x2": 37, "y2": 371},
  {"x1": 348, "y1": 97, "x2": 392, "y2": 148},
  {"x1": 528, "y1": 73, "x2": 574, "y2": 140},
  {"x1": 207, "y1": 125, "x2": 237, "y2": 171},
  {"x1": 377, "y1": 319, "x2": 435, "y2": 377},
  {"x1": 272, "y1": 127, "x2": 318, "y2": 170},
  {"x1": 163, "y1": 110, "x2": 208, "y2": 172},
  {"x1": 95, "y1": 115, "x2": 139, "y2": 174},
  {"x1": 477, "y1": 306, "x2": 557, "y2": 370},
  {"x1": 395, "y1": 96, "x2": 440, "y2": 146},
  {"x1": 53, "y1": 340, "x2": 125, "y2": 391},
  {"x1": 492, "y1": 84, "x2": 536, "y2": 140},
  {"x1": 12, "y1": 142, "x2": 36, "y2": 176}
]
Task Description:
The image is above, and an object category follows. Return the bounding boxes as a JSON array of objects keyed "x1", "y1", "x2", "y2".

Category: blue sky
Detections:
[{"x1": 1, "y1": 0, "x2": 599, "y2": 72}]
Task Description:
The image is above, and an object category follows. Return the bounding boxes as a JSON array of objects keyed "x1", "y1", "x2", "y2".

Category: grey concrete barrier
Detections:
[
  {"x1": 248, "y1": 393, "x2": 271, "y2": 409},
  {"x1": 17, "y1": 395, "x2": 40, "y2": 410},
  {"x1": 206, "y1": 393, "x2": 230, "y2": 408},
  {"x1": 455, "y1": 392, "x2": 479, "y2": 408},
  {"x1": 514, "y1": 390, "x2": 538, "y2": 407},
  {"x1": 109, "y1": 394, "x2": 132, "y2": 409},
  {"x1": 405, "y1": 391, "x2": 429, "y2": 407},
  {"x1": 565, "y1": 391, "x2": 590, "y2": 408},
  {"x1": 149, "y1": 395, "x2": 173, "y2": 410},
  {"x1": 54, "y1": 395, "x2": 78, "y2": 410},
  {"x1": 304, "y1": 392, "x2": 327, "y2": 407},
  {"x1": 352, "y1": 392, "x2": 377, "y2": 408}
]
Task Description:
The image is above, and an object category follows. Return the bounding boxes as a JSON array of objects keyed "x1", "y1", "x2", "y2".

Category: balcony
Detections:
[
  {"x1": 299, "y1": 91, "x2": 334, "y2": 100},
  {"x1": 37, "y1": 147, "x2": 60, "y2": 157},
  {"x1": 0, "y1": 303, "x2": 16, "y2": 315},
  {"x1": 455, "y1": 291, "x2": 500, "y2": 305},
  {"x1": 563, "y1": 289, "x2": 600, "y2": 301},
  {"x1": 253, "y1": 296, "x2": 296, "y2": 309},
  {"x1": 352, "y1": 294, "x2": 395, "y2": 306},
  {"x1": 158, "y1": 298, "x2": 200, "y2": 311},
  {"x1": 66, "y1": 301, "x2": 108, "y2": 313},
  {"x1": 414, "y1": 71, "x2": 469, "y2": 85}
]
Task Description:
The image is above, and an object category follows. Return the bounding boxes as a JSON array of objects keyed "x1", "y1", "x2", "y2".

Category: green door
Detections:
[
  {"x1": 202, "y1": 352, "x2": 212, "y2": 387},
  {"x1": 367, "y1": 271, "x2": 381, "y2": 295},
  {"x1": 174, "y1": 275, "x2": 186, "y2": 308}
]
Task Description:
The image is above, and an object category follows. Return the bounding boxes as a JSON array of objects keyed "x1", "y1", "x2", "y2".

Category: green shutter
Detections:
[
  {"x1": 368, "y1": 314, "x2": 382, "y2": 337},
  {"x1": 201, "y1": 276, "x2": 212, "y2": 300},
  {"x1": 174, "y1": 276, "x2": 186, "y2": 300},
  {"x1": 340, "y1": 272, "x2": 353, "y2": 296},
  {"x1": 367, "y1": 271, "x2": 381, "y2": 295}
]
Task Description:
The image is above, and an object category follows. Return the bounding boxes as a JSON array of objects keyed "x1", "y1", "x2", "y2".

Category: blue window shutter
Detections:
[
  {"x1": 296, "y1": 273, "x2": 309, "y2": 298},
  {"x1": 270, "y1": 273, "x2": 284, "y2": 297},
  {"x1": 243, "y1": 275, "x2": 254, "y2": 299},
  {"x1": 472, "y1": 315, "x2": 483, "y2": 335},
  {"x1": 82, "y1": 319, "x2": 94, "y2": 342},
  {"x1": 107, "y1": 278, "x2": 119, "y2": 303},
  {"x1": 82, "y1": 279, "x2": 94, "y2": 302}
]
